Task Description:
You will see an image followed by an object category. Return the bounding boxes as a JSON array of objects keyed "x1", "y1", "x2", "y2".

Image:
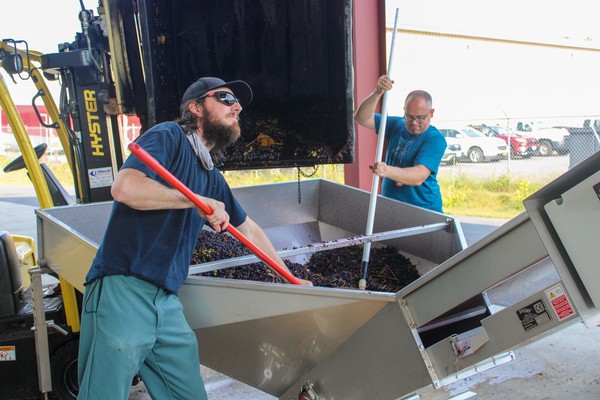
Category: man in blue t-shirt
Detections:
[
  {"x1": 354, "y1": 75, "x2": 447, "y2": 213},
  {"x1": 77, "y1": 77, "x2": 312, "y2": 400}
]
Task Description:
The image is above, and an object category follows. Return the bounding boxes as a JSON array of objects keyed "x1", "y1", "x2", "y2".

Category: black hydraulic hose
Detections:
[{"x1": 59, "y1": 79, "x2": 90, "y2": 204}]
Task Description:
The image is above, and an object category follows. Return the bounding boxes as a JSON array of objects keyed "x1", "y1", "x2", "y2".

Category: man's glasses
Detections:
[
  {"x1": 404, "y1": 111, "x2": 431, "y2": 123},
  {"x1": 199, "y1": 91, "x2": 240, "y2": 107}
]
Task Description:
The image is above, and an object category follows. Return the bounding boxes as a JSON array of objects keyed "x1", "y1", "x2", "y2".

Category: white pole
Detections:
[
  {"x1": 503, "y1": 111, "x2": 511, "y2": 176},
  {"x1": 359, "y1": 8, "x2": 400, "y2": 290}
]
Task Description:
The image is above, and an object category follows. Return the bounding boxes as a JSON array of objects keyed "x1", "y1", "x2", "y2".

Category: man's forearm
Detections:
[
  {"x1": 237, "y1": 218, "x2": 296, "y2": 276},
  {"x1": 387, "y1": 165, "x2": 430, "y2": 186},
  {"x1": 112, "y1": 168, "x2": 193, "y2": 210}
]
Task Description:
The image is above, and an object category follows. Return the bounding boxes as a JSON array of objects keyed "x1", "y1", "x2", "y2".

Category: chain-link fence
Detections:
[
  {"x1": 3, "y1": 114, "x2": 599, "y2": 189},
  {"x1": 435, "y1": 116, "x2": 600, "y2": 186},
  {"x1": 380, "y1": 17, "x2": 600, "y2": 189},
  {"x1": 0, "y1": 110, "x2": 141, "y2": 164}
]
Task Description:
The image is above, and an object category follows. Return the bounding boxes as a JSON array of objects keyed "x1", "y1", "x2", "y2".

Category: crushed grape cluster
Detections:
[{"x1": 191, "y1": 230, "x2": 420, "y2": 292}]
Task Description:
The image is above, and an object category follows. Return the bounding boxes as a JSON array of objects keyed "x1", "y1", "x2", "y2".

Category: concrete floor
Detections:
[
  {"x1": 417, "y1": 321, "x2": 600, "y2": 400},
  {"x1": 132, "y1": 321, "x2": 600, "y2": 400},
  {"x1": 1, "y1": 189, "x2": 598, "y2": 400}
]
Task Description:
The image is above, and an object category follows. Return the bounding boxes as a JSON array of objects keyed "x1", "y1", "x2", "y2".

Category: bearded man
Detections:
[{"x1": 77, "y1": 77, "x2": 311, "y2": 400}]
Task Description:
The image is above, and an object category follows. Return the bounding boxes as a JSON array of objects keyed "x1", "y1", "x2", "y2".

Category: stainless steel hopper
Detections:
[{"x1": 36, "y1": 179, "x2": 467, "y2": 399}]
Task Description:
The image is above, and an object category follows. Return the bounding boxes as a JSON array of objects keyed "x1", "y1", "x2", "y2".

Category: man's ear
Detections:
[
  {"x1": 429, "y1": 108, "x2": 435, "y2": 118},
  {"x1": 189, "y1": 101, "x2": 203, "y2": 118}
]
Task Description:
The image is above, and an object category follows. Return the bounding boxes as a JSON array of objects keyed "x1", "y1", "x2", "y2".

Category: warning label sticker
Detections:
[
  {"x1": 516, "y1": 300, "x2": 551, "y2": 332},
  {"x1": 0, "y1": 346, "x2": 16, "y2": 361},
  {"x1": 545, "y1": 284, "x2": 576, "y2": 321}
]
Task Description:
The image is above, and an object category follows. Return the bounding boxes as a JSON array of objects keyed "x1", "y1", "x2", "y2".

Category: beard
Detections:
[{"x1": 201, "y1": 108, "x2": 241, "y2": 154}]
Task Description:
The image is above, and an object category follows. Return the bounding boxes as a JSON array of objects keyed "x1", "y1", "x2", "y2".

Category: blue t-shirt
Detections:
[
  {"x1": 85, "y1": 122, "x2": 247, "y2": 293},
  {"x1": 374, "y1": 114, "x2": 446, "y2": 213}
]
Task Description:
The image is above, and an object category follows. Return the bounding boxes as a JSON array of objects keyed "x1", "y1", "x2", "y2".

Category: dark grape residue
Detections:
[{"x1": 191, "y1": 230, "x2": 420, "y2": 292}]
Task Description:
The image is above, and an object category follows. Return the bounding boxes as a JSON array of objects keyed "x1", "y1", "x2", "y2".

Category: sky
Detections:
[
  {"x1": 3, "y1": 1, "x2": 598, "y2": 56},
  {"x1": 3, "y1": 1, "x2": 92, "y2": 54},
  {"x1": 2, "y1": 0, "x2": 600, "y2": 111},
  {"x1": 386, "y1": 0, "x2": 600, "y2": 45},
  {"x1": 382, "y1": 0, "x2": 600, "y2": 123},
  {"x1": 2, "y1": 0, "x2": 94, "y2": 104}
]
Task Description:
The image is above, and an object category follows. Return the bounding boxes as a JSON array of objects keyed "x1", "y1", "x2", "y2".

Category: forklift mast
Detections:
[{"x1": 41, "y1": 8, "x2": 124, "y2": 204}]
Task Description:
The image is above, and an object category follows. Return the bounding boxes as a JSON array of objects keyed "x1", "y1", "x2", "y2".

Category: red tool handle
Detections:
[{"x1": 128, "y1": 142, "x2": 301, "y2": 285}]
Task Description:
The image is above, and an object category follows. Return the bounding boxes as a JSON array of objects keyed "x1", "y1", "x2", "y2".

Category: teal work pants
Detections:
[{"x1": 77, "y1": 275, "x2": 208, "y2": 400}]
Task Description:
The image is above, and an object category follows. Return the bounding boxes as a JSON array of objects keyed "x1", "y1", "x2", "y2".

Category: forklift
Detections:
[
  {"x1": 0, "y1": 6, "x2": 123, "y2": 399},
  {"x1": 0, "y1": 0, "x2": 355, "y2": 398},
  {"x1": 0, "y1": 1, "x2": 131, "y2": 397}
]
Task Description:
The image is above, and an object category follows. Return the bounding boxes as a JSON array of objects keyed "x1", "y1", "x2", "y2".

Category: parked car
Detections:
[
  {"x1": 583, "y1": 119, "x2": 600, "y2": 136},
  {"x1": 441, "y1": 136, "x2": 463, "y2": 165},
  {"x1": 0, "y1": 131, "x2": 19, "y2": 153},
  {"x1": 439, "y1": 127, "x2": 508, "y2": 163},
  {"x1": 514, "y1": 120, "x2": 569, "y2": 156},
  {"x1": 471, "y1": 124, "x2": 539, "y2": 158}
]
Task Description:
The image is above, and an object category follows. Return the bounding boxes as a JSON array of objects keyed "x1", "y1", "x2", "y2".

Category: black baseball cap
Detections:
[{"x1": 181, "y1": 77, "x2": 253, "y2": 107}]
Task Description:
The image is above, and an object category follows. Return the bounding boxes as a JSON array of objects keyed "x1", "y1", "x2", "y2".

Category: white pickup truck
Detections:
[{"x1": 514, "y1": 121, "x2": 570, "y2": 156}]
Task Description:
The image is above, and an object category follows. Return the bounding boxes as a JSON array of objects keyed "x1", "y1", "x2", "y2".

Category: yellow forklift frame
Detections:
[{"x1": 0, "y1": 40, "x2": 81, "y2": 332}]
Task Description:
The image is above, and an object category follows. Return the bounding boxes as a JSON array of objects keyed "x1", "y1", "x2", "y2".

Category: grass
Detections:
[
  {"x1": 1, "y1": 153, "x2": 549, "y2": 220},
  {"x1": 221, "y1": 164, "x2": 345, "y2": 187},
  {"x1": 439, "y1": 174, "x2": 544, "y2": 219},
  {"x1": 0, "y1": 154, "x2": 73, "y2": 187}
]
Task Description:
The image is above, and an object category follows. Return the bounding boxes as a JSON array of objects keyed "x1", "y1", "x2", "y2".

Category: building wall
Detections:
[
  {"x1": 0, "y1": 106, "x2": 140, "y2": 155},
  {"x1": 383, "y1": 27, "x2": 600, "y2": 128}
]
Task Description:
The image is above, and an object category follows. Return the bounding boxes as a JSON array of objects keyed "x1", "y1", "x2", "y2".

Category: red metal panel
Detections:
[
  {"x1": 345, "y1": 0, "x2": 387, "y2": 191},
  {"x1": 1, "y1": 105, "x2": 54, "y2": 148},
  {"x1": 1, "y1": 105, "x2": 48, "y2": 133}
]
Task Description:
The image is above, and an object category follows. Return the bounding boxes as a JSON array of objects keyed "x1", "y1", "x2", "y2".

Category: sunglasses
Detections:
[{"x1": 199, "y1": 91, "x2": 240, "y2": 106}]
